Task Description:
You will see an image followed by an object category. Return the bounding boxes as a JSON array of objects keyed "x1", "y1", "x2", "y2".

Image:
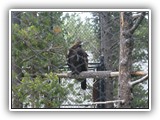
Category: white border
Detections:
[
  {"x1": 9, "y1": 9, "x2": 151, "y2": 111},
  {"x1": 9, "y1": 10, "x2": 12, "y2": 111},
  {"x1": 149, "y1": 9, "x2": 151, "y2": 111},
  {"x1": 9, "y1": 9, "x2": 150, "y2": 12}
]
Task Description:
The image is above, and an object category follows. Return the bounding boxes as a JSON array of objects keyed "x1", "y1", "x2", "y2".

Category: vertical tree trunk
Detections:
[
  {"x1": 99, "y1": 12, "x2": 114, "y2": 108},
  {"x1": 118, "y1": 12, "x2": 133, "y2": 108}
]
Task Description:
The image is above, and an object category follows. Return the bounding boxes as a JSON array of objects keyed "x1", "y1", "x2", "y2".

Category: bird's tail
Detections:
[{"x1": 81, "y1": 79, "x2": 86, "y2": 90}]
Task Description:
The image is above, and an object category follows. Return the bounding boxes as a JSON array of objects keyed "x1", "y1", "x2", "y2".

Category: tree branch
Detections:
[
  {"x1": 61, "y1": 100, "x2": 125, "y2": 106},
  {"x1": 129, "y1": 12, "x2": 146, "y2": 34},
  {"x1": 57, "y1": 71, "x2": 148, "y2": 79},
  {"x1": 129, "y1": 74, "x2": 148, "y2": 87},
  {"x1": 57, "y1": 71, "x2": 111, "y2": 79},
  {"x1": 92, "y1": 99, "x2": 125, "y2": 105}
]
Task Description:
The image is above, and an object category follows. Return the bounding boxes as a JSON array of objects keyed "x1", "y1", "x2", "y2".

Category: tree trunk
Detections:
[
  {"x1": 118, "y1": 12, "x2": 133, "y2": 108},
  {"x1": 98, "y1": 12, "x2": 114, "y2": 108}
]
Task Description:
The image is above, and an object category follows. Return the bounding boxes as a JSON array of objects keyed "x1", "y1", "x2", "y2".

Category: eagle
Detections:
[{"x1": 67, "y1": 41, "x2": 88, "y2": 90}]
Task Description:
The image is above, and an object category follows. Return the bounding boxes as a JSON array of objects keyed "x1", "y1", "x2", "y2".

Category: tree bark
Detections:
[
  {"x1": 100, "y1": 12, "x2": 114, "y2": 108},
  {"x1": 118, "y1": 12, "x2": 145, "y2": 108},
  {"x1": 118, "y1": 12, "x2": 134, "y2": 108},
  {"x1": 57, "y1": 71, "x2": 148, "y2": 79}
]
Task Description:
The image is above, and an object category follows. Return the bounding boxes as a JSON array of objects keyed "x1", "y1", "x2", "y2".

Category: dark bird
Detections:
[{"x1": 67, "y1": 41, "x2": 88, "y2": 90}]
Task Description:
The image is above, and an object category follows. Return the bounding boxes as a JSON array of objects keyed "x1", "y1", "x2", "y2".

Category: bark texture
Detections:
[
  {"x1": 118, "y1": 12, "x2": 145, "y2": 108},
  {"x1": 118, "y1": 12, "x2": 134, "y2": 108}
]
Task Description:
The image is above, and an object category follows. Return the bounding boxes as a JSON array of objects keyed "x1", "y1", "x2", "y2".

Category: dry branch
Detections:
[
  {"x1": 61, "y1": 100, "x2": 125, "y2": 106},
  {"x1": 57, "y1": 71, "x2": 148, "y2": 79},
  {"x1": 92, "y1": 100, "x2": 125, "y2": 105},
  {"x1": 130, "y1": 12, "x2": 146, "y2": 34},
  {"x1": 129, "y1": 74, "x2": 148, "y2": 86}
]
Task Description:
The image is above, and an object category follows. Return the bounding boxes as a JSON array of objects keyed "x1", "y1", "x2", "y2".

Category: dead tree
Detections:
[{"x1": 118, "y1": 12, "x2": 146, "y2": 108}]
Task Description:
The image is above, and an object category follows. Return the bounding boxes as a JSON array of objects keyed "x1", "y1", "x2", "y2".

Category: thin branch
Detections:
[
  {"x1": 129, "y1": 12, "x2": 146, "y2": 34},
  {"x1": 61, "y1": 100, "x2": 125, "y2": 106},
  {"x1": 57, "y1": 71, "x2": 148, "y2": 79},
  {"x1": 129, "y1": 74, "x2": 148, "y2": 87},
  {"x1": 92, "y1": 100, "x2": 125, "y2": 105},
  {"x1": 132, "y1": 13, "x2": 143, "y2": 20},
  {"x1": 131, "y1": 71, "x2": 148, "y2": 77}
]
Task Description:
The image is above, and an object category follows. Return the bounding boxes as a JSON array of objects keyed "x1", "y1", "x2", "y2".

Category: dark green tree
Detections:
[{"x1": 11, "y1": 11, "x2": 68, "y2": 108}]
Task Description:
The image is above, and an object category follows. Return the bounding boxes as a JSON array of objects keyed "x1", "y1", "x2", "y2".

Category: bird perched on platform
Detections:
[{"x1": 67, "y1": 41, "x2": 88, "y2": 90}]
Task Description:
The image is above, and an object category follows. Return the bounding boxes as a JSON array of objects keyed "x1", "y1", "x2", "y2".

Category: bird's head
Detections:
[{"x1": 71, "y1": 40, "x2": 83, "y2": 49}]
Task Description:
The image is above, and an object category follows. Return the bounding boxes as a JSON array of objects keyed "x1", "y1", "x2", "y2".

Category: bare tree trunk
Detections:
[
  {"x1": 118, "y1": 12, "x2": 133, "y2": 108},
  {"x1": 99, "y1": 12, "x2": 114, "y2": 108},
  {"x1": 118, "y1": 12, "x2": 145, "y2": 108}
]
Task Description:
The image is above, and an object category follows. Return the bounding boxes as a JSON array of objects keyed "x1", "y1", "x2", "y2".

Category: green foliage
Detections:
[
  {"x1": 62, "y1": 12, "x2": 99, "y2": 61},
  {"x1": 11, "y1": 11, "x2": 149, "y2": 108},
  {"x1": 12, "y1": 12, "x2": 95, "y2": 108},
  {"x1": 131, "y1": 17, "x2": 149, "y2": 108},
  {"x1": 12, "y1": 72, "x2": 67, "y2": 108},
  {"x1": 133, "y1": 18, "x2": 149, "y2": 64},
  {"x1": 131, "y1": 82, "x2": 148, "y2": 108},
  {"x1": 12, "y1": 11, "x2": 68, "y2": 108},
  {"x1": 12, "y1": 12, "x2": 67, "y2": 73},
  {"x1": 92, "y1": 12, "x2": 149, "y2": 108}
]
